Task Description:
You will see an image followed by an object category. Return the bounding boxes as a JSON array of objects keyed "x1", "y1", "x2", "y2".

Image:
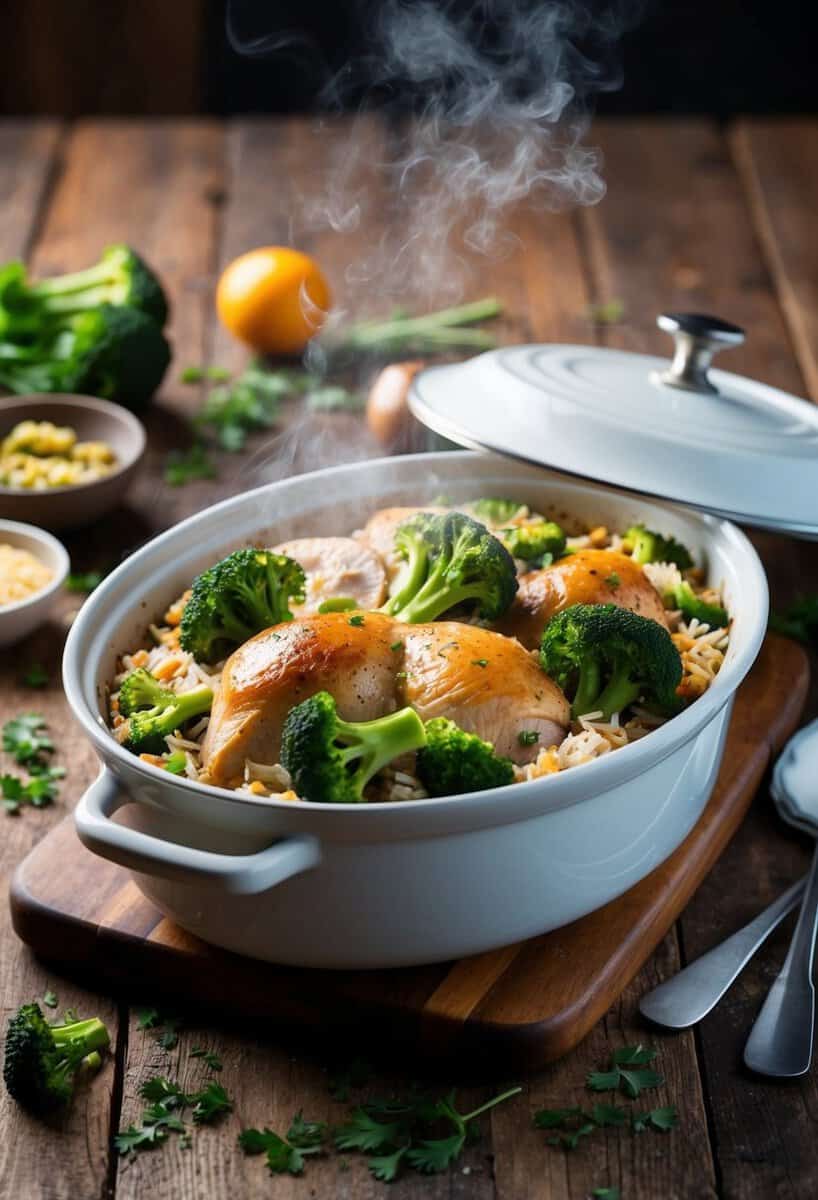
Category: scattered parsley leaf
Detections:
[
  {"x1": 287, "y1": 1111, "x2": 327, "y2": 1148},
  {"x1": 612, "y1": 1045, "x2": 657, "y2": 1067},
  {"x1": 190, "y1": 1046, "x2": 222, "y2": 1071},
  {"x1": 139, "y1": 1076, "x2": 185, "y2": 1105},
  {"x1": 164, "y1": 442, "x2": 217, "y2": 487},
  {"x1": 605, "y1": 572, "x2": 621, "y2": 590},
  {"x1": 239, "y1": 1122, "x2": 325, "y2": 1176},
  {"x1": 2, "y1": 766, "x2": 62, "y2": 814},
  {"x1": 191, "y1": 1081, "x2": 232, "y2": 1124},
  {"x1": 591, "y1": 1103, "x2": 629, "y2": 1127},
  {"x1": 2, "y1": 713, "x2": 53, "y2": 766},
  {"x1": 42, "y1": 989, "x2": 58, "y2": 1008},
  {"x1": 533, "y1": 1107, "x2": 585, "y2": 1129},
  {"x1": 586, "y1": 1069, "x2": 621, "y2": 1092},
  {"x1": 334, "y1": 1108, "x2": 405, "y2": 1153},
  {"x1": 587, "y1": 1045, "x2": 662, "y2": 1098},
  {"x1": 136, "y1": 1006, "x2": 160, "y2": 1029},
  {"x1": 618, "y1": 1068, "x2": 663, "y2": 1099},
  {"x1": 470, "y1": 658, "x2": 489, "y2": 668},
  {"x1": 115, "y1": 1123, "x2": 169, "y2": 1154},
  {"x1": 770, "y1": 594, "x2": 818, "y2": 643},
  {"x1": 21, "y1": 664, "x2": 48, "y2": 688},
  {"x1": 407, "y1": 1132, "x2": 465, "y2": 1173},
  {"x1": 517, "y1": 730, "x2": 540, "y2": 747},
  {"x1": 348, "y1": 614, "x2": 365, "y2": 627},
  {"x1": 196, "y1": 363, "x2": 294, "y2": 451},
  {"x1": 65, "y1": 570, "x2": 104, "y2": 593},
  {"x1": 368, "y1": 1145, "x2": 408, "y2": 1181},
  {"x1": 389, "y1": 641, "x2": 403, "y2": 653},
  {"x1": 592, "y1": 1188, "x2": 621, "y2": 1199},
  {"x1": 158, "y1": 1026, "x2": 181, "y2": 1051},
  {"x1": 632, "y1": 1105, "x2": 678, "y2": 1134}
]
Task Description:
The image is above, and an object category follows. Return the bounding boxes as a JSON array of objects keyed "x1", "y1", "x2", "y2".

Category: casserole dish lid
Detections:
[{"x1": 408, "y1": 312, "x2": 818, "y2": 538}]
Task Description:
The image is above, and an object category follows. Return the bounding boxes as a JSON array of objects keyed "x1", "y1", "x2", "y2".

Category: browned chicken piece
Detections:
[
  {"x1": 201, "y1": 612, "x2": 569, "y2": 786},
  {"x1": 496, "y1": 548, "x2": 669, "y2": 650},
  {"x1": 272, "y1": 537, "x2": 387, "y2": 615},
  {"x1": 401, "y1": 621, "x2": 569, "y2": 762},
  {"x1": 356, "y1": 505, "x2": 448, "y2": 582}
]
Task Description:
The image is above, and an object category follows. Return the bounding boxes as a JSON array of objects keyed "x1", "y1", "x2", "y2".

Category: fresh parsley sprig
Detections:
[
  {"x1": 239, "y1": 1112, "x2": 327, "y2": 1176},
  {"x1": 1, "y1": 766, "x2": 64, "y2": 814},
  {"x1": 2, "y1": 713, "x2": 54, "y2": 767},
  {"x1": 115, "y1": 1075, "x2": 232, "y2": 1156},
  {"x1": 587, "y1": 1044, "x2": 663, "y2": 1098},
  {"x1": 770, "y1": 594, "x2": 818, "y2": 644}
]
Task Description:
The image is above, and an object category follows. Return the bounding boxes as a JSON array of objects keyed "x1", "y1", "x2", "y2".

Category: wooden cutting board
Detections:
[{"x1": 10, "y1": 634, "x2": 809, "y2": 1073}]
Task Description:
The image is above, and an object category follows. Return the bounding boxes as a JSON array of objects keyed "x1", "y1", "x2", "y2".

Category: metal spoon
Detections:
[
  {"x1": 640, "y1": 876, "x2": 806, "y2": 1030},
  {"x1": 744, "y1": 720, "x2": 818, "y2": 1077}
]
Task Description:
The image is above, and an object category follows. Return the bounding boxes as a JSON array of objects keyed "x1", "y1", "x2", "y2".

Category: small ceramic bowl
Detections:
[
  {"x1": 0, "y1": 395, "x2": 146, "y2": 530},
  {"x1": 0, "y1": 519, "x2": 70, "y2": 646}
]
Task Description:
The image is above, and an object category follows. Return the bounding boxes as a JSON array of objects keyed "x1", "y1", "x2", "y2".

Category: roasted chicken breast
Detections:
[
  {"x1": 201, "y1": 611, "x2": 569, "y2": 786},
  {"x1": 496, "y1": 548, "x2": 669, "y2": 650},
  {"x1": 272, "y1": 537, "x2": 387, "y2": 615}
]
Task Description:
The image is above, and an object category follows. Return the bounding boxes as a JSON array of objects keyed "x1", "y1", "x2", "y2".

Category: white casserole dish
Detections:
[{"x1": 65, "y1": 451, "x2": 768, "y2": 968}]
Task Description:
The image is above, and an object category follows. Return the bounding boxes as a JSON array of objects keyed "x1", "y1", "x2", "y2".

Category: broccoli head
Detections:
[
  {"x1": 667, "y1": 580, "x2": 729, "y2": 629},
  {"x1": 0, "y1": 304, "x2": 171, "y2": 409},
  {"x1": 383, "y1": 511, "x2": 518, "y2": 624},
  {"x1": 180, "y1": 548, "x2": 306, "y2": 663},
  {"x1": 28, "y1": 244, "x2": 169, "y2": 327},
  {"x1": 470, "y1": 497, "x2": 525, "y2": 525},
  {"x1": 118, "y1": 668, "x2": 213, "y2": 754},
  {"x1": 539, "y1": 603, "x2": 683, "y2": 721},
  {"x1": 280, "y1": 690, "x2": 428, "y2": 803},
  {"x1": 498, "y1": 520, "x2": 566, "y2": 564},
  {"x1": 416, "y1": 717, "x2": 514, "y2": 796},
  {"x1": 3, "y1": 1003, "x2": 109, "y2": 1113},
  {"x1": 625, "y1": 523, "x2": 694, "y2": 570}
]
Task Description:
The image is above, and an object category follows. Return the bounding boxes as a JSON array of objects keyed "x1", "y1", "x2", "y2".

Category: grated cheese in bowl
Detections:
[{"x1": 0, "y1": 543, "x2": 53, "y2": 607}]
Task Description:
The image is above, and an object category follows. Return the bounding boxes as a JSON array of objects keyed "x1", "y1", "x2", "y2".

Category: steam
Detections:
[{"x1": 229, "y1": 0, "x2": 635, "y2": 306}]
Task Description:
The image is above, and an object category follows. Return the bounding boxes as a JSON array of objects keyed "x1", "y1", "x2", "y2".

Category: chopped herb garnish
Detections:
[
  {"x1": 2, "y1": 713, "x2": 53, "y2": 766},
  {"x1": 116, "y1": 1074, "x2": 232, "y2": 1156},
  {"x1": 65, "y1": 570, "x2": 104, "y2": 593},
  {"x1": 239, "y1": 1112, "x2": 327, "y2": 1176},
  {"x1": 21, "y1": 664, "x2": 48, "y2": 689},
  {"x1": 42, "y1": 989, "x2": 58, "y2": 1008},
  {"x1": 770, "y1": 594, "x2": 818, "y2": 644},
  {"x1": 348, "y1": 614, "x2": 365, "y2": 627},
  {"x1": 389, "y1": 641, "x2": 404, "y2": 653},
  {"x1": 471, "y1": 658, "x2": 489, "y2": 668},
  {"x1": 191, "y1": 1047, "x2": 223, "y2": 1072},
  {"x1": 605, "y1": 572, "x2": 621, "y2": 590},
  {"x1": 136, "y1": 1007, "x2": 160, "y2": 1030},
  {"x1": 587, "y1": 1045, "x2": 663, "y2": 1098},
  {"x1": 518, "y1": 730, "x2": 540, "y2": 747},
  {"x1": 164, "y1": 442, "x2": 217, "y2": 487},
  {"x1": 1, "y1": 766, "x2": 63, "y2": 814},
  {"x1": 632, "y1": 1105, "x2": 678, "y2": 1133}
]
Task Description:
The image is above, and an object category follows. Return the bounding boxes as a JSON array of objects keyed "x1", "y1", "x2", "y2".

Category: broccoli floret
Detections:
[
  {"x1": 498, "y1": 520, "x2": 566, "y2": 564},
  {"x1": 382, "y1": 511, "x2": 518, "y2": 624},
  {"x1": 3, "y1": 1003, "x2": 109, "y2": 1113},
  {"x1": 470, "y1": 497, "x2": 525, "y2": 525},
  {"x1": 625, "y1": 524, "x2": 694, "y2": 570},
  {"x1": 539, "y1": 603, "x2": 683, "y2": 721},
  {"x1": 416, "y1": 717, "x2": 514, "y2": 796},
  {"x1": 0, "y1": 304, "x2": 171, "y2": 410},
  {"x1": 667, "y1": 581, "x2": 729, "y2": 629},
  {"x1": 280, "y1": 691, "x2": 428, "y2": 803},
  {"x1": 28, "y1": 244, "x2": 169, "y2": 326},
  {"x1": 180, "y1": 548, "x2": 306, "y2": 663},
  {"x1": 118, "y1": 668, "x2": 213, "y2": 754}
]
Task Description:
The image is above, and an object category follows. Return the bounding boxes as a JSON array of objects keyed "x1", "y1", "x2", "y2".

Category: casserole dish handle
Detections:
[{"x1": 74, "y1": 770, "x2": 321, "y2": 896}]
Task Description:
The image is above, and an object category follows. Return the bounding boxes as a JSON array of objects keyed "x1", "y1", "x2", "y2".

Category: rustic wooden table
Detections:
[{"x1": 1, "y1": 116, "x2": 817, "y2": 1200}]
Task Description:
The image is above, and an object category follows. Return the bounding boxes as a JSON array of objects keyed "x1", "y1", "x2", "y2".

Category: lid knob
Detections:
[{"x1": 654, "y1": 312, "x2": 745, "y2": 394}]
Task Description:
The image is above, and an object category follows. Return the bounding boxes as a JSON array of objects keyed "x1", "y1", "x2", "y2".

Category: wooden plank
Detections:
[
  {"x1": 0, "y1": 119, "x2": 119, "y2": 1200},
  {"x1": 583, "y1": 117, "x2": 818, "y2": 1200},
  {"x1": 731, "y1": 119, "x2": 818, "y2": 402}
]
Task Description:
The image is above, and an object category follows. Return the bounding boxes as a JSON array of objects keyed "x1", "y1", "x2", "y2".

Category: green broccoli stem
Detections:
[
  {"x1": 30, "y1": 261, "x2": 118, "y2": 299},
  {"x1": 572, "y1": 656, "x2": 602, "y2": 719},
  {"x1": 52, "y1": 1017, "x2": 110, "y2": 1060},
  {"x1": 337, "y1": 297, "x2": 502, "y2": 352},
  {"x1": 165, "y1": 686, "x2": 214, "y2": 725},
  {"x1": 383, "y1": 541, "x2": 430, "y2": 617},
  {"x1": 393, "y1": 578, "x2": 488, "y2": 623},
  {"x1": 336, "y1": 707, "x2": 427, "y2": 790},
  {"x1": 31, "y1": 287, "x2": 119, "y2": 318},
  {"x1": 590, "y1": 674, "x2": 642, "y2": 722}
]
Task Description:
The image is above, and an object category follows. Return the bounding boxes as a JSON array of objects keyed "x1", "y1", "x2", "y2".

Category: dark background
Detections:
[{"x1": 1, "y1": 0, "x2": 815, "y2": 117}]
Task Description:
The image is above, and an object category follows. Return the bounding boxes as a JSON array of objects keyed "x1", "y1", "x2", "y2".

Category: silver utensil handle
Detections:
[
  {"x1": 639, "y1": 877, "x2": 806, "y2": 1029},
  {"x1": 744, "y1": 844, "x2": 818, "y2": 1077}
]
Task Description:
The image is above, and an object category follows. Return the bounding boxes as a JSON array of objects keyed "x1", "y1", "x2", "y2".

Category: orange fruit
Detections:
[{"x1": 216, "y1": 247, "x2": 331, "y2": 356}]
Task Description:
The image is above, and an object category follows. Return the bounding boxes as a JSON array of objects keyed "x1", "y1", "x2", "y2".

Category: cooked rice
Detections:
[{"x1": 108, "y1": 509, "x2": 731, "y2": 801}]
